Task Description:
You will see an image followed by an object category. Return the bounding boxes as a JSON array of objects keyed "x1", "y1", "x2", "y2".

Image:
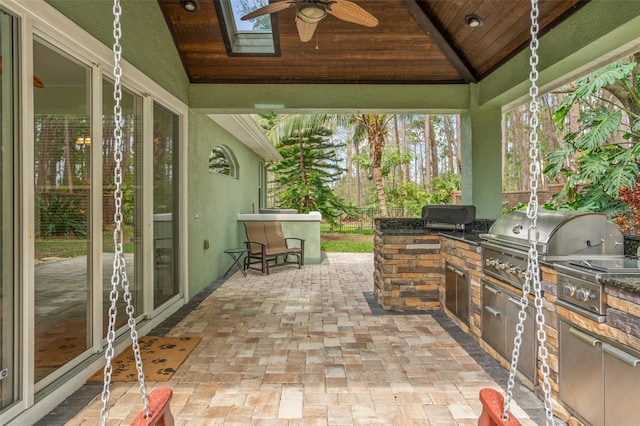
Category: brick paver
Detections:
[{"x1": 64, "y1": 253, "x2": 539, "y2": 425}]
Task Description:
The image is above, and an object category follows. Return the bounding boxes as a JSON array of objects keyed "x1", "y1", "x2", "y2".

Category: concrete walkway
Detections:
[{"x1": 63, "y1": 252, "x2": 541, "y2": 425}]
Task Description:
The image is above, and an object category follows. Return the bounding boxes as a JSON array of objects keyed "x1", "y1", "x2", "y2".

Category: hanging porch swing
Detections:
[
  {"x1": 477, "y1": 0, "x2": 555, "y2": 425},
  {"x1": 99, "y1": 1, "x2": 174, "y2": 425}
]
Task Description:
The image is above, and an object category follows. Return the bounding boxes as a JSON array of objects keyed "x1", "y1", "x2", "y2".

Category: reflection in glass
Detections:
[
  {"x1": 208, "y1": 145, "x2": 238, "y2": 177},
  {"x1": 153, "y1": 103, "x2": 179, "y2": 308},
  {"x1": 33, "y1": 38, "x2": 91, "y2": 383},
  {"x1": 102, "y1": 78, "x2": 143, "y2": 336}
]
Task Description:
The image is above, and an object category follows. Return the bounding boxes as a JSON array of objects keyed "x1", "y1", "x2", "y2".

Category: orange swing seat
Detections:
[
  {"x1": 478, "y1": 388, "x2": 522, "y2": 426},
  {"x1": 131, "y1": 387, "x2": 175, "y2": 426}
]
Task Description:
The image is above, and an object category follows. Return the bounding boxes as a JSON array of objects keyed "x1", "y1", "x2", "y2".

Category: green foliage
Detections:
[
  {"x1": 545, "y1": 59, "x2": 640, "y2": 218},
  {"x1": 552, "y1": 62, "x2": 637, "y2": 130},
  {"x1": 269, "y1": 126, "x2": 348, "y2": 227},
  {"x1": 424, "y1": 172, "x2": 461, "y2": 205},
  {"x1": 117, "y1": 169, "x2": 136, "y2": 225},
  {"x1": 38, "y1": 194, "x2": 88, "y2": 238},
  {"x1": 386, "y1": 182, "x2": 428, "y2": 216}
]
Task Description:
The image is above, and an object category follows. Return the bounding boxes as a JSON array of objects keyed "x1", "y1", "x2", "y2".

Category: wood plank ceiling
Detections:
[{"x1": 158, "y1": 0, "x2": 586, "y2": 84}]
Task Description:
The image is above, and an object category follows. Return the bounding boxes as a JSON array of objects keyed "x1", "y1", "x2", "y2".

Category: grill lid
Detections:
[
  {"x1": 481, "y1": 209, "x2": 624, "y2": 258},
  {"x1": 421, "y1": 205, "x2": 475, "y2": 227}
]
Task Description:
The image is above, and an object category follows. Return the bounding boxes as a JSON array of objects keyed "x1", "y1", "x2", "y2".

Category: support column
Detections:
[{"x1": 460, "y1": 84, "x2": 503, "y2": 219}]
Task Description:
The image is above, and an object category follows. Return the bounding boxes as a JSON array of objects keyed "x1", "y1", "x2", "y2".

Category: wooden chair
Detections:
[{"x1": 243, "y1": 222, "x2": 304, "y2": 274}]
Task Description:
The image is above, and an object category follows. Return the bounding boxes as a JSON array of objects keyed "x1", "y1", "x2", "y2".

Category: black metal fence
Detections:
[{"x1": 326, "y1": 207, "x2": 406, "y2": 232}]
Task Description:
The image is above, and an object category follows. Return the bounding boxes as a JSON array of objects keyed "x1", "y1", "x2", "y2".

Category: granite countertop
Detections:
[
  {"x1": 374, "y1": 217, "x2": 492, "y2": 246},
  {"x1": 600, "y1": 274, "x2": 640, "y2": 294},
  {"x1": 438, "y1": 231, "x2": 485, "y2": 245}
]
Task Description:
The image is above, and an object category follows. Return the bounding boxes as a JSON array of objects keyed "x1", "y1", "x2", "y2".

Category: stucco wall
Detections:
[{"x1": 187, "y1": 111, "x2": 266, "y2": 296}]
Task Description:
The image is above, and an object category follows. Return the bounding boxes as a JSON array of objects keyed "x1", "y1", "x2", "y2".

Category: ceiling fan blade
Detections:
[
  {"x1": 241, "y1": 1, "x2": 296, "y2": 21},
  {"x1": 326, "y1": 0, "x2": 378, "y2": 27},
  {"x1": 295, "y1": 17, "x2": 318, "y2": 42}
]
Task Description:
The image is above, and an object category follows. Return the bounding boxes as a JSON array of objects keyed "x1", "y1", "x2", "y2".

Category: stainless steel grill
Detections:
[
  {"x1": 480, "y1": 209, "x2": 627, "y2": 322},
  {"x1": 481, "y1": 209, "x2": 624, "y2": 261}
]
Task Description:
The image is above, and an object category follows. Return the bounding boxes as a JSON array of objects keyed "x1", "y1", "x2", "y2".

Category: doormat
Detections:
[{"x1": 88, "y1": 336, "x2": 201, "y2": 382}]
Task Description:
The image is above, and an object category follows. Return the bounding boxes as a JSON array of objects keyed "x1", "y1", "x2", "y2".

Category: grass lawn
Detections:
[
  {"x1": 36, "y1": 228, "x2": 374, "y2": 258},
  {"x1": 320, "y1": 231, "x2": 374, "y2": 253}
]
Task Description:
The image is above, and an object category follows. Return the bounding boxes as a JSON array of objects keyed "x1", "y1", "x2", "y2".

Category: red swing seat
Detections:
[
  {"x1": 131, "y1": 387, "x2": 175, "y2": 426},
  {"x1": 478, "y1": 388, "x2": 522, "y2": 426}
]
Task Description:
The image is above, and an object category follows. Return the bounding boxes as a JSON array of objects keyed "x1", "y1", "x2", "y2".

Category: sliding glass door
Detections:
[
  {"x1": 153, "y1": 103, "x2": 179, "y2": 308},
  {"x1": 101, "y1": 78, "x2": 144, "y2": 336},
  {"x1": 32, "y1": 38, "x2": 92, "y2": 384}
]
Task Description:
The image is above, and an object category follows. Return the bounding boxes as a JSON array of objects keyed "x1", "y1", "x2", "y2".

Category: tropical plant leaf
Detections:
[
  {"x1": 574, "y1": 61, "x2": 636, "y2": 99},
  {"x1": 574, "y1": 109, "x2": 622, "y2": 150},
  {"x1": 543, "y1": 147, "x2": 573, "y2": 178},
  {"x1": 602, "y1": 163, "x2": 639, "y2": 197},
  {"x1": 554, "y1": 62, "x2": 635, "y2": 130},
  {"x1": 575, "y1": 153, "x2": 610, "y2": 182}
]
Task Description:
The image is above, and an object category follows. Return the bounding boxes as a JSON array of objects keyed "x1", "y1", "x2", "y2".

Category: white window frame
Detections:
[{"x1": 0, "y1": 1, "x2": 189, "y2": 423}]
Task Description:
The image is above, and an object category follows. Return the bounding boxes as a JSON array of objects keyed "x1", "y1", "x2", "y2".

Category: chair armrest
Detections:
[
  {"x1": 284, "y1": 237, "x2": 305, "y2": 243},
  {"x1": 245, "y1": 239, "x2": 268, "y2": 254},
  {"x1": 284, "y1": 237, "x2": 305, "y2": 250}
]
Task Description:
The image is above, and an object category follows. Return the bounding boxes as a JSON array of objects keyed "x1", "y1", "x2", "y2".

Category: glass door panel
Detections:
[
  {"x1": 33, "y1": 38, "x2": 92, "y2": 383},
  {"x1": 0, "y1": 9, "x2": 18, "y2": 411},
  {"x1": 101, "y1": 79, "x2": 143, "y2": 336},
  {"x1": 153, "y1": 103, "x2": 179, "y2": 308}
]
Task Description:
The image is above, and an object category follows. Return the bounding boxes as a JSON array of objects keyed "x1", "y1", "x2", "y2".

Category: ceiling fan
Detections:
[{"x1": 241, "y1": 0, "x2": 379, "y2": 43}]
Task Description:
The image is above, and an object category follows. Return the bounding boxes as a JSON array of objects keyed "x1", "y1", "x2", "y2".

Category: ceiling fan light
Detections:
[
  {"x1": 465, "y1": 14, "x2": 483, "y2": 28},
  {"x1": 297, "y1": 5, "x2": 327, "y2": 24},
  {"x1": 180, "y1": 0, "x2": 200, "y2": 12}
]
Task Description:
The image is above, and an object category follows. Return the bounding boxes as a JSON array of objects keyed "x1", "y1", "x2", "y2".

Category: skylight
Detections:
[{"x1": 216, "y1": 0, "x2": 279, "y2": 56}]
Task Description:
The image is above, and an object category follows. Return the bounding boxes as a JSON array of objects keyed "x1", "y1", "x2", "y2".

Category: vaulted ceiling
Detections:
[{"x1": 157, "y1": 0, "x2": 586, "y2": 85}]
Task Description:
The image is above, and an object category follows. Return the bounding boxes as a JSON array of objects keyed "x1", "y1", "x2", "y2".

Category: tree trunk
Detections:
[
  {"x1": 429, "y1": 116, "x2": 439, "y2": 179},
  {"x1": 424, "y1": 115, "x2": 431, "y2": 189},
  {"x1": 360, "y1": 114, "x2": 388, "y2": 216},
  {"x1": 372, "y1": 165, "x2": 387, "y2": 217},
  {"x1": 354, "y1": 139, "x2": 362, "y2": 206},
  {"x1": 444, "y1": 115, "x2": 455, "y2": 172},
  {"x1": 455, "y1": 115, "x2": 462, "y2": 174}
]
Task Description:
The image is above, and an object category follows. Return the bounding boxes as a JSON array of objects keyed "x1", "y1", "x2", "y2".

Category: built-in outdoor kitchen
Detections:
[{"x1": 374, "y1": 206, "x2": 640, "y2": 426}]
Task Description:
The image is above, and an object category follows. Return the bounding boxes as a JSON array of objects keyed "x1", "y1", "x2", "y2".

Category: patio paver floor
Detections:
[{"x1": 50, "y1": 253, "x2": 550, "y2": 425}]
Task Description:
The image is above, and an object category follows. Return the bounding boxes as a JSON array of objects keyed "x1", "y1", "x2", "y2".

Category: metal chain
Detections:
[
  {"x1": 502, "y1": 0, "x2": 554, "y2": 424},
  {"x1": 100, "y1": 1, "x2": 150, "y2": 423}
]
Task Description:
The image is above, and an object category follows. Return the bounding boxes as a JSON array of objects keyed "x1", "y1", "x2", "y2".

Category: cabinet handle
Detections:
[
  {"x1": 508, "y1": 297, "x2": 526, "y2": 307},
  {"x1": 485, "y1": 285, "x2": 499, "y2": 295},
  {"x1": 569, "y1": 327, "x2": 601, "y2": 347},
  {"x1": 603, "y1": 343, "x2": 640, "y2": 367},
  {"x1": 485, "y1": 306, "x2": 502, "y2": 318},
  {"x1": 447, "y1": 265, "x2": 465, "y2": 276}
]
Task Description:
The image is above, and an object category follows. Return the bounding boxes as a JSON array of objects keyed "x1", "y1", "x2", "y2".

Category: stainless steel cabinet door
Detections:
[
  {"x1": 604, "y1": 343, "x2": 640, "y2": 425},
  {"x1": 560, "y1": 322, "x2": 604, "y2": 426},
  {"x1": 482, "y1": 283, "x2": 506, "y2": 355}
]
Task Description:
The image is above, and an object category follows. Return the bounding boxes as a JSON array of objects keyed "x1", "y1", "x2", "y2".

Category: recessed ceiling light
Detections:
[
  {"x1": 465, "y1": 14, "x2": 483, "y2": 28},
  {"x1": 181, "y1": 0, "x2": 200, "y2": 13}
]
